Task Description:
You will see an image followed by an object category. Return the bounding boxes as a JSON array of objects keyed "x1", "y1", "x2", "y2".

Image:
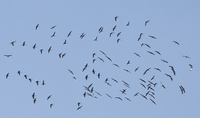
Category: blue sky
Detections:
[{"x1": 0, "y1": 0, "x2": 199, "y2": 118}]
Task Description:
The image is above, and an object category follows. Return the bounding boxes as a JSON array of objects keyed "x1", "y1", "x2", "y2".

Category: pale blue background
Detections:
[{"x1": 0, "y1": 0, "x2": 199, "y2": 118}]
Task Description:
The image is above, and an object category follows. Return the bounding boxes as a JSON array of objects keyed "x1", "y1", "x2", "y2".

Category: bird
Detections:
[
  {"x1": 83, "y1": 92, "x2": 86, "y2": 97},
  {"x1": 77, "y1": 102, "x2": 81, "y2": 106},
  {"x1": 182, "y1": 55, "x2": 190, "y2": 59},
  {"x1": 117, "y1": 32, "x2": 121, "y2": 37},
  {"x1": 147, "y1": 51, "x2": 155, "y2": 55},
  {"x1": 126, "y1": 22, "x2": 130, "y2": 26},
  {"x1": 50, "y1": 25, "x2": 56, "y2": 29},
  {"x1": 6, "y1": 73, "x2": 9, "y2": 78},
  {"x1": 155, "y1": 51, "x2": 161, "y2": 55},
  {"x1": 82, "y1": 63, "x2": 88, "y2": 72},
  {"x1": 113, "y1": 25, "x2": 117, "y2": 31},
  {"x1": 127, "y1": 60, "x2": 130, "y2": 65},
  {"x1": 67, "y1": 31, "x2": 72, "y2": 37},
  {"x1": 24, "y1": 75, "x2": 27, "y2": 79},
  {"x1": 135, "y1": 67, "x2": 139, "y2": 72},
  {"x1": 22, "y1": 41, "x2": 26, "y2": 46},
  {"x1": 123, "y1": 69, "x2": 131, "y2": 73},
  {"x1": 32, "y1": 93, "x2": 35, "y2": 99},
  {"x1": 51, "y1": 32, "x2": 56, "y2": 37},
  {"x1": 113, "y1": 63, "x2": 119, "y2": 68},
  {"x1": 92, "y1": 69, "x2": 95, "y2": 74},
  {"x1": 140, "y1": 78, "x2": 146, "y2": 83},
  {"x1": 93, "y1": 59, "x2": 96, "y2": 63},
  {"x1": 33, "y1": 44, "x2": 36, "y2": 49},
  {"x1": 145, "y1": 20, "x2": 150, "y2": 26},
  {"x1": 94, "y1": 37, "x2": 98, "y2": 41},
  {"x1": 38, "y1": 49, "x2": 43, "y2": 54},
  {"x1": 110, "y1": 32, "x2": 114, "y2": 37},
  {"x1": 125, "y1": 97, "x2": 131, "y2": 102},
  {"x1": 161, "y1": 59, "x2": 168, "y2": 63},
  {"x1": 143, "y1": 68, "x2": 151, "y2": 75},
  {"x1": 36, "y1": 81, "x2": 39, "y2": 85},
  {"x1": 42, "y1": 80, "x2": 45, "y2": 85},
  {"x1": 4, "y1": 55, "x2": 12, "y2": 57},
  {"x1": 115, "y1": 97, "x2": 123, "y2": 101},
  {"x1": 149, "y1": 35, "x2": 156, "y2": 39},
  {"x1": 154, "y1": 68, "x2": 161, "y2": 72},
  {"x1": 179, "y1": 85, "x2": 185, "y2": 94},
  {"x1": 92, "y1": 53, "x2": 96, "y2": 58},
  {"x1": 35, "y1": 24, "x2": 39, "y2": 30},
  {"x1": 98, "y1": 27, "x2": 103, "y2": 33},
  {"x1": 85, "y1": 75, "x2": 88, "y2": 80},
  {"x1": 150, "y1": 99, "x2": 156, "y2": 105},
  {"x1": 62, "y1": 53, "x2": 66, "y2": 58},
  {"x1": 169, "y1": 66, "x2": 176, "y2": 75},
  {"x1": 47, "y1": 95, "x2": 52, "y2": 100},
  {"x1": 29, "y1": 78, "x2": 32, "y2": 82},
  {"x1": 140, "y1": 94, "x2": 147, "y2": 100},
  {"x1": 115, "y1": 16, "x2": 118, "y2": 21},
  {"x1": 17, "y1": 71, "x2": 21, "y2": 75},
  {"x1": 98, "y1": 57, "x2": 104, "y2": 62},
  {"x1": 50, "y1": 104, "x2": 53, "y2": 108},
  {"x1": 138, "y1": 33, "x2": 143, "y2": 41},
  {"x1": 111, "y1": 78, "x2": 118, "y2": 83},
  {"x1": 106, "y1": 94, "x2": 112, "y2": 99},
  {"x1": 97, "y1": 73, "x2": 101, "y2": 79},
  {"x1": 117, "y1": 39, "x2": 120, "y2": 43},
  {"x1": 120, "y1": 89, "x2": 126, "y2": 95},
  {"x1": 68, "y1": 69, "x2": 74, "y2": 75},
  {"x1": 105, "y1": 56, "x2": 112, "y2": 62},
  {"x1": 173, "y1": 41, "x2": 179, "y2": 45},
  {"x1": 33, "y1": 98, "x2": 36, "y2": 104},
  {"x1": 48, "y1": 46, "x2": 52, "y2": 53},
  {"x1": 10, "y1": 41, "x2": 16, "y2": 46},
  {"x1": 77, "y1": 106, "x2": 82, "y2": 110},
  {"x1": 134, "y1": 52, "x2": 140, "y2": 57},
  {"x1": 161, "y1": 82, "x2": 166, "y2": 89},
  {"x1": 134, "y1": 92, "x2": 139, "y2": 96},
  {"x1": 151, "y1": 75, "x2": 155, "y2": 80},
  {"x1": 165, "y1": 73, "x2": 173, "y2": 81},
  {"x1": 189, "y1": 64, "x2": 193, "y2": 71},
  {"x1": 140, "y1": 83, "x2": 146, "y2": 89},
  {"x1": 80, "y1": 33, "x2": 85, "y2": 39},
  {"x1": 63, "y1": 40, "x2": 67, "y2": 44}
]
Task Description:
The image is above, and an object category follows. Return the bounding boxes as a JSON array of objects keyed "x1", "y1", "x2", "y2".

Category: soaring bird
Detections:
[
  {"x1": 77, "y1": 106, "x2": 82, "y2": 110},
  {"x1": 169, "y1": 66, "x2": 176, "y2": 75},
  {"x1": 24, "y1": 75, "x2": 27, "y2": 79},
  {"x1": 35, "y1": 24, "x2": 39, "y2": 30},
  {"x1": 140, "y1": 94, "x2": 147, "y2": 100},
  {"x1": 117, "y1": 32, "x2": 121, "y2": 37},
  {"x1": 149, "y1": 35, "x2": 156, "y2": 39},
  {"x1": 111, "y1": 78, "x2": 118, "y2": 83},
  {"x1": 10, "y1": 41, "x2": 16, "y2": 46},
  {"x1": 62, "y1": 53, "x2": 66, "y2": 58},
  {"x1": 98, "y1": 27, "x2": 103, "y2": 33},
  {"x1": 68, "y1": 69, "x2": 74, "y2": 75},
  {"x1": 48, "y1": 46, "x2": 52, "y2": 53},
  {"x1": 50, "y1": 104, "x2": 53, "y2": 108},
  {"x1": 117, "y1": 39, "x2": 120, "y2": 43},
  {"x1": 51, "y1": 32, "x2": 56, "y2": 38},
  {"x1": 113, "y1": 63, "x2": 119, "y2": 68},
  {"x1": 36, "y1": 81, "x2": 39, "y2": 85},
  {"x1": 179, "y1": 85, "x2": 185, "y2": 94},
  {"x1": 40, "y1": 49, "x2": 43, "y2": 54},
  {"x1": 120, "y1": 89, "x2": 126, "y2": 95},
  {"x1": 189, "y1": 64, "x2": 193, "y2": 71},
  {"x1": 135, "y1": 67, "x2": 139, "y2": 72},
  {"x1": 33, "y1": 98, "x2": 36, "y2": 104},
  {"x1": 127, "y1": 60, "x2": 130, "y2": 65},
  {"x1": 110, "y1": 32, "x2": 114, "y2": 37},
  {"x1": 113, "y1": 25, "x2": 117, "y2": 31},
  {"x1": 106, "y1": 56, "x2": 112, "y2": 62},
  {"x1": 182, "y1": 55, "x2": 190, "y2": 59},
  {"x1": 82, "y1": 63, "x2": 88, "y2": 72},
  {"x1": 140, "y1": 83, "x2": 146, "y2": 89},
  {"x1": 140, "y1": 78, "x2": 146, "y2": 83},
  {"x1": 17, "y1": 71, "x2": 21, "y2": 75},
  {"x1": 4, "y1": 55, "x2": 12, "y2": 57},
  {"x1": 33, "y1": 44, "x2": 36, "y2": 49},
  {"x1": 6, "y1": 73, "x2": 9, "y2": 78},
  {"x1": 115, "y1": 97, "x2": 123, "y2": 101},
  {"x1": 80, "y1": 33, "x2": 85, "y2": 39},
  {"x1": 94, "y1": 37, "x2": 98, "y2": 41},
  {"x1": 161, "y1": 82, "x2": 166, "y2": 89},
  {"x1": 123, "y1": 69, "x2": 131, "y2": 73},
  {"x1": 67, "y1": 31, "x2": 72, "y2": 37},
  {"x1": 134, "y1": 92, "x2": 139, "y2": 96},
  {"x1": 155, "y1": 51, "x2": 161, "y2": 55},
  {"x1": 154, "y1": 68, "x2": 161, "y2": 72},
  {"x1": 161, "y1": 59, "x2": 168, "y2": 63},
  {"x1": 150, "y1": 99, "x2": 156, "y2": 105},
  {"x1": 147, "y1": 51, "x2": 155, "y2": 55},
  {"x1": 143, "y1": 68, "x2": 151, "y2": 75},
  {"x1": 97, "y1": 73, "x2": 101, "y2": 79},
  {"x1": 47, "y1": 95, "x2": 52, "y2": 100},
  {"x1": 50, "y1": 25, "x2": 56, "y2": 29},
  {"x1": 32, "y1": 93, "x2": 35, "y2": 99},
  {"x1": 106, "y1": 94, "x2": 112, "y2": 99},
  {"x1": 85, "y1": 75, "x2": 88, "y2": 80},
  {"x1": 151, "y1": 75, "x2": 155, "y2": 80},
  {"x1": 165, "y1": 73, "x2": 173, "y2": 81},
  {"x1": 145, "y1": 20, "x2": 150, "y2": 26},
  {"x1": 29, "y1": 78, "x2": 32, "y2": 82},
  {"x1": 115, "y1": 16, "x2": 118, "y2": 21},
  {"x1": 42, "y1": 80, "x2": 45, "y2": 85},
  {"x1": 173, "y1": 41, "x2": 179, "y2": 45},
  {"x1": 134, "y1": 52, "x2": 141, "y2": 57},
  {"x1": 137, "y1": 33, "x2": 143, "y2": 41},
  {"x1": 63, "y1": 40, "x2": 67, "y2": 44},
  {"x1": 98, "y1": 57, "x2": 104, "y2": 62},
  {"x1": 126, "y1": 22, "x2": 130, "y2": 26},
  {"x1": 22, "y1": 41, "x2": 26, "y2": 46}
]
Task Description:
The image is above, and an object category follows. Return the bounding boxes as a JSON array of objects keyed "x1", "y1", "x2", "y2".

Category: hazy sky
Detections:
[{"x1": 0, "y1": 0, "x2": 199, "y2": 118}]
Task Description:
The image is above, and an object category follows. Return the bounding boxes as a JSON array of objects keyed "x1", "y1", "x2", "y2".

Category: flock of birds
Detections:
[{"x1": 4, "y1": 16, "x2": 193, "y2": 110}]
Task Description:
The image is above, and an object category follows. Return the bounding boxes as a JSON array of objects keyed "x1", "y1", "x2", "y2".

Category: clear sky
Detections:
[{"x1": 0, "y1": 0, "x2": 199, "y2": 118}]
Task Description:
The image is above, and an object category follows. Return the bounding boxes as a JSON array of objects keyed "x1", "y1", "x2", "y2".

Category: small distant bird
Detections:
[
  {"x1": 10, "y1": 41, "x2": 16, "y2": 46},
  {"x1": 145, "y1": 20, "x2": 150, "y2": 26},
  {"x1": 143, "y1": 68, "x2": 151, "y2": 75},
  {"x1": 48, "y1": 46, "x2": 52, "y2": 53},
  {"x1": 126, "y1": 22, "x2": 130, "y2": 26},
  {"x1": 111, "y1": 78, "x2": 118, "y2": 83},
  {"x1": 36, "y1": 81, "x2": 39, "y2": 85},
  {"x1": 82, "y1": 63, "x2": 88, "y2": 72},
  {"x1": 140, "y1": 94, "x2": 147, "y2": 100},
  {"x1": 63, "y1": 40, "x2": 67, "y2": 44},
  {"x1": 29, "y1": 78, "x2": 32, "y2": 82},
  {"x1": 22, "y1": 41, "x2": 26, "y2": 46},
  {"x1": 77, "y1": 106, "x2": 82, "y2": 110},
  {"x1": 51, "y1": 32, "x2": 56, "y2": 37},
  {"x1": 92, "y1": 53, "x2": 96, "y2": 58},
  {"x1": 173, "y1": 41, "x2": 179, "y2": 45},
  {"x1": 165, "y1": 73, "x2": 173, "y2": 81},
  {"x1": 17, "y1": 71, "x2": 21, "y2": 75},
  {"x1": 33, "y1": 44, "x2": 36, "y2": 49},
  {"x1": 67, "y1": 31, "x2": 72, "y2": 37},
  {"x1": 150, "y1": 99, "x2": 156, "y2": 105},
  {"x1": 140, "y1": 83, "x2": 146, "y2": 89},
  {"x1": 138, "y1": 33, "x2": 143, "y2": 41},
  {"x1": 47, "y1": 95, "x2": 52, "y2": 100},
  {"x1": 98, "y1": 57, "x2": 104, "y2": 62},
  {"x1": 113, "y1": 25, "x2": 117, "y2": 31},
  {"x1": 115, "y1": 97, "x2": 123, "y2": 101},
  {"x1": 115, "y1": 16, "x2": 118, "y2": 21},
  {"x1": 40, "y1": 49, "x2": 43, "y2": 54},
  {"x1": 134, "y1": 92, "x2": 139, "y2": 96},
  {"x1": 151, "y1": 75, "x2": 155, "y2": 80},
  {"x1": 50, "y1": 104, "x2": 53, "y2": 108},
  {"x1": 140, "y1": 78, "x2": 146, "y2": 83},
  {"x1": 4, "y1": 55, "x2": 12, "y2": 57},
  {"x1": 80, "y1": 33, "x2": 85, "y2": 39},
  {"x1": 124, "y1": 69, "x2": 131, "y2": 73},
  {"x1": 135, "y1": 67, "x2": 139, "y2": 72},
  {"x1": 77, "y1": 102, "x2": 81, "y2": 106},
  {"x1": 50, "y1": 25, "x2": 56, "y2": 29},
  {"x1": 189, "y1": 64, "x2": 193, "y2": 71},
  {"x1": 24, "y1": 75, "x2": 27, "y2": 79},
  {"x1": 94, "y1": 37, "x2": 98, "y2": 41},
  {"x1": 120, "y1": 89, "x2": 126, "y2": 95},
  {"x1": 161, "y1": 82, "x2": 166, "y2": 89},
  {"x1": 179, "y1": 85, "x2": 185, "y2": 94},
  {"x1": 85, "y1": 75, "x2": 88, "y2": 80},
  {"x1": 127, "y1": 60, "x2": 130, "y2": 65},
  {"x1": 83, "y1": 92, "x2": 86, "y2": 97},
  {"x1": 33, "y1": 98, "x2": 36, "y2": 104},
  {"x1": 110, "y1": 32, "x2": 114, "y2": 37},
  {"x1": 149, "y1": 35, "x2": 156, "y2": 39},
  {"x1": 106, "y1": 56, "x2": 112, "y2": 62},
  {"x1": 42, "y1": 80, "x2": 45, "y2": 85},
  {"x1": 62, "y1": 53, "x2": 66, "y2": 58},
  {"x1": 106, "y1": 94, "x2": 112, "y2": 99},
  {"x1": 117, "y1": 32, "x2": 121, "y2": 37},
  {"x1": 68, "y1": 69, "x2": 74, "y2": 75},
  {"x1": 92, "y1": 69, "x2": 95, "y2": 74},
  {"x1": 6, "y1": 73, "x2": 9, "y2": 78},
  {"x1": 113, "y1": 63, "x2": 119, "y2": 68},
  {"x1": 154, "y1": 68, "x2": 161, "y2": 72},
  {"x1": 35, "y1": 24, "x2": 39, "y2": 30},
  {"x1": 32, "y1": 93, "x2": 35, "y2": 99},
  {"x1": 169, "y1": 66, "x2": 176, "y2": 75},
  {"x1": 98, "y1": 27, "x2": 103, "y2": 33},
  {"x1": 134, "y1": 52, "x2": 141, "y2": 57},
  {"x1": 97, "y1": 73, "x2": 101, "y2": 79},
  {"x1": 182, "y1": 55, "x2": 191, "y2": 59},
  {"x1": 117, "y1": 39, "x2": 120, "y2": 43},
  {"x1": 147, "y1": 51, "x2": 155, "y2": 55},
  {"x1": 59, "y1": 53, "x2": 62, "y2": 58},
  {"x1": 161, "y1": 59, "x2": 168, "y2": 63}
]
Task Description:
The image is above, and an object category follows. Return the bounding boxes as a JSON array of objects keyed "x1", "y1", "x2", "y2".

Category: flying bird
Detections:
[
  {"x1": 33, "y1": 44, "x2": 36, "y2": 49},
  {"x1": 147, "y1": 51, "x2": 155, "y2": 55},
  {"x1": 48, "y1": 46, "x2": 52, "y2": 53},
  {"x1": 117, "y1": 39, "x2": 120, "y2": 43},
  {"x1": 105, "y1": 56, "x2": 112, "y2": 62},
  {"x1": 50, "y1": 25, "x2": 56, "y2": 29},
  {"x1": 40, "y1": 49, "x2": 43, "y2": 54},
  {"x1": 165, "y1": 73, "x2": 173, "y2": 81},
  {"x1": 113, "y1": 25, "x2": 117, "y2": 31},
  {"x1": 51, "y1": 32, "x2": 56, "y2": 37},
  {"x1": 154, "y1": 68, "x2": 161, "y2": 72},
  {"x1": 113, "y1": 63, "x2": 119, "y2": 68},
  {"x1": 111, "y1": 78, "x2": 118, "y2": 83},
  {"x1": 110, "y1": 32, "x2": 114, "y2": 37},
  {"x1": 140, "y1": 78, "x2": 146, "y2": 83},
  {"x1": 161, "y1": 82, "x2": 166, "y2": 89},
  {"x1": 63, "y1": 40, "x2": 67, "y2": 44},
  {"x1": 123, "y1": 69, "x2": 131, "y2": 73},
  {"x1": 98, "y1": 57, "x2": 104, "y2": 62},
  {"x1": 169, "y1": 66, "x2": 176, "y2": 75},
  {"x1": 134, "y1": 52, "x2": 141, "y2": 57},
  {"x1": 189, "y1": 64, "x2": 193, "y2": 71},
  {"x1": 94, "y1": 37, "x2": 98, "y2": 41},
  {"x1": 150, "y1": 99, "x2": 156, "y2": 105},
  {"x1": 47, "y1": 95, "x2": 52, "y2": 100},
  {"x1": 6, "y1": 73, "x2": 9, "y2": 78},
  {"x1": 67, "y1": 31, "x2": 72, "y2": 37},
  {"x1": 4, "y1": 55, "x2": 12, "y2": 57},
  {"x1": 117, "y1": 32, "x2": 121, "y2": 37},
  {"x1": 22, "y1": 41, "x2": 26, "y2": 46},
  {"x1": 145, "y1": 20, "x2": 150, "y2": 26},
  {"x1": 127, "y1": 60, "x2": 130, "y2": 65},
  {"x1": 32, "y1": 93, "x2": 35, "y2": 99},
  {"x1": 17, "y1": 71, "x2": 21, "y2": 75},
  {"x1": 33, "y1": 98, "x2": 36, "y2": 104},
  {"x1": 50, "y1": 104, "x2": 53, "y2": 108},
  {"x1": 36, "y1": 81, "x2": 39, "y2": 85},
  {"x1": 126, "y1": 22, "x2": 130, "y2": 26},
  {"x1": 179, "y1": 85, "x2": 185, "y2": 94},
  {"x1": 155, "y1": 51, "x2": 161, "y2": 55},
  {"x1": 161, "y1": 59, "x2": 168, "y2": 63},
  {"x1": 135, "y1": 67, "x2": 139, "y2": 72},
  {"x1": 134, "y1": 92, "x2": 139, "y2": 96},
  {"x1": 149, "y1": 35, "x2": 156, "y2": 39},
  {"x1": 24, "y1": 75, "x2": 27, "y2": 79},
  {"x1": 42, "y1": 80, "x2": 45, "y2": 85},
  {"x1": 68, "y1": 69, "x2": 74, "y2": 75},
  {"x1": 35, "y1": 24, "x2": 39, "y2": 30},
  {"x1": 98, "y1": 27, "x2": 103, "y2": 33},
  {"x1": 77, "y1": 106, "x2": 82, "y2": 110},
  {"x1": 137, "y1": 33, "x2": 143, "y2": 41},
  {"x1": 182, "y1": 55, "x2": 190, "y2": 59},
  {"x1": 173, "y1": 41, "x2": 179, "y2": 45},
  {"x1": 10, "y1": 41, "x2": 16, "y2": 46},
  {"x1": 143, "y1": 68, "x2": 151, "y2": 75},
  {"x1": 115, "y1": 97, "x2": 123, "y2": 101},
  {"x1": 115, "y1": 16, "x2": 118, "y2": 21}
]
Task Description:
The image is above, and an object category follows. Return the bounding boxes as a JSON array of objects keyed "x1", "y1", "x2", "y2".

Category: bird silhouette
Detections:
[
  {"x1": 35, "y1": 24, "x2": 39, "y2": 30},
  {"x1": 50, "y1": 25, "x2": 56, "y2": 29},
  {"x1": 47, "y1": 95, "x2": 52, "y2": 100},
  {"x1": 51, "y1": 32, "x2": 56, "y2": 37},
  {"x1": 145, "y1": 20, "x2": 150, "y2": 26}
]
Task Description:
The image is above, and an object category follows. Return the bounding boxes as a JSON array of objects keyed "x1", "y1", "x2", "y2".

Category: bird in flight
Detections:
[
  {"x1": 50, "y1": 25, "x2": 57, "y2": 29},
  {"x1": 182, "y1": 55, "x2": 190, "y2": 59},
  {"x1": 47, "y1": 95, "x2": 52, "y2": 100},
  {"x1": 115, "y1": 16, "x2": 118, "y2": 21},
  {"x1": 22, "y1": 41, "x2": 26, "y2": 46},
  {"x1": 179, "y1": 85, "x2": 185, "y2": 94},
  {"x1": 48, "y1": 46, "x2": 52, "y2": 53},
  {"x1": 126, "y1": 22, "x2": 130, "y2": 26},
  {"x1": 169, "y1": 66, "x2": 176, "y2": 75},
  {"x1": 67, "y1": 31, "x2": 72, "y2": 37},
  {"x1": 77, "y1": 106, "x2": 82, "y2": 110},
  {"x1": 33, "y1": 44, "x2": 36, "y2": 49},
  {"x1": 143, "y1": 68, "x2": 151, "y2": 75},
  {"x1": 189, "y1": 64, "x2": 193, "y2": 71},
  {"x1": 165, "y1": 73, "x2": 173, "y2": 81},
  {"x1": 50, "y1": 104, "x2": 53, "y2": 108},
  {"x1": 113, "y1": 25, "x2": 117, "y2": 31},
  {"x1": 40, "y1": 49, "x2": 43, "y2": 54},
  {"x1": 155, "y1": 51, "x2": 161, "y2": 55},
  {"x1": 4, "y1": 55, "x2": 12, "y2": 57},
  {"x1": 173, "y1": 41, "x2": 180, "y2": 45},
  {"x1": 17, "y1": 71, "x2": 21, "y2": 75},
  {"x1": 6, "y1": 73, "x2": 9, "y2": 79},
  {"x1": 134, "y1": 52, "x2": 141, "y2": 57},
  {"x1": 138, "y1": 33, "x2": 143, "y2": 41},
  {"x1": 10, "y1": 41, "x2": 16, "y2": 46},
  {"x1": 35, "y1": 24, "x2": 39, "y2": 30},
  {"x1": 149, "y1": 35, "x2": 156, "y2": 39},
  {"x1": 145, "y1": 20, "x2": 150, "y2": 26},
  {"x1": 51, "y1": 32, "x2": 56, "y2": 38}
]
